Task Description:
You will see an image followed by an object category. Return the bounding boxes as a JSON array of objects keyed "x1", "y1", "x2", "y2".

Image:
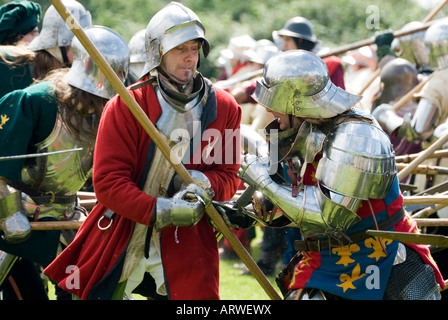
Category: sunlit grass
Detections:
[{"x1": 218, "y1": 227, "x2": 281, "y2": 300}]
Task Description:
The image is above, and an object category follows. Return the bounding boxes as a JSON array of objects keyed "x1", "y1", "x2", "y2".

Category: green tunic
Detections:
[
  {"x1": 0, "y1": 81, "x2": 57, "y2": 181},
  {"x1": 0, "y1": 47, "x2": 34, "y2": 98}
]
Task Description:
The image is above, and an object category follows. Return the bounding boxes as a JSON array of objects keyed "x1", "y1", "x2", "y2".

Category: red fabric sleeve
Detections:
[{"x1": 92, "y1": 88, "x2": 158, "y2": 226}]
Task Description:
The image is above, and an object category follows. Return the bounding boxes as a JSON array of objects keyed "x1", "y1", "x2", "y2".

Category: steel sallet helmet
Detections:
[
  {"x1": 379, "y1": 58, "x2": 419, "y2": 103},
  {"x1": 140, "y1": 1, "x2": 210, "y2": 77},
  {"x1": 64, "y1": 25, "x2": 130, "y2": 99},
  {"x1": 424, "y1": 18, "x2": 448, "y2": 69},
  {"x1": 28, "y1": 0, "x2": 92, "y2": 51},
  {"x1": 252, "y1": 50, "x2": 361, "y2": 118},
  {"x1": 129, "y1": 29, "x2": 146, "y2": 64}
]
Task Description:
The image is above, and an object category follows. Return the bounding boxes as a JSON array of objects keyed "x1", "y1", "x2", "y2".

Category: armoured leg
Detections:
[{"x1": 383, "y1": 246, "x2": 441, "y2": 300}]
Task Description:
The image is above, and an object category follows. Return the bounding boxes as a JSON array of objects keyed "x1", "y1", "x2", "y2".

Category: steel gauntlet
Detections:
[
  {"x1": 154, "y1": 183, "x2": 212, "y2": 231},
  {"x1": 0, "y1": 192, "x2": 31, "y2": 243}
]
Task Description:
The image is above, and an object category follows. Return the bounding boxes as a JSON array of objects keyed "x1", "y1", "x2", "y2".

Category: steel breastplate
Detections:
[
  {"x1": 155, "y1": 81, "x2": 205, "y2": 164},
  {"x1": 21, "y1": 113, "x2": 95, "y2": 196},
  {"x1": 261, "y1": 110, "x2": 391, "y2": 236},
  {"x1": 19, "y1": 113, "x2": 96, "y2": 219}
]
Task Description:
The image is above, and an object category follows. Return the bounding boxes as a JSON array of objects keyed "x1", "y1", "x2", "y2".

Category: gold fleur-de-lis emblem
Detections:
[
  {"x1": 0, "y1": 114, "x2": 10, "y2": 129},
  {"x1": 337, "y1": 263, "x2": 367, "y2": 292}
]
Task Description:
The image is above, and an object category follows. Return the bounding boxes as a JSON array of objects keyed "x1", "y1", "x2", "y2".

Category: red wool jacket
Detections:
[{"x1": 44, "y1": 78, "x2": 242, "y2": 300}]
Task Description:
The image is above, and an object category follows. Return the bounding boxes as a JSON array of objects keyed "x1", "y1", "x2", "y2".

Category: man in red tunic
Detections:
[{"x1": 44, "y1": 2, "x2": 242, "y2": 300}]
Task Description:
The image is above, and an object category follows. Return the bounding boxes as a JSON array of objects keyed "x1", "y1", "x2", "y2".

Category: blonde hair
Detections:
[{"x1": 0, "y1": 44, "x2": 66, "y2": 80}]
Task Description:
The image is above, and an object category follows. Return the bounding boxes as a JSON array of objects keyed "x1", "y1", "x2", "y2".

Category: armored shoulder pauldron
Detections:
[{"x1": 266, "y1": 108, "x2": 376, "y2": 168}]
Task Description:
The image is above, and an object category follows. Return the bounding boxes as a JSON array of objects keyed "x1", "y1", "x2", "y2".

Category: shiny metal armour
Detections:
[
  {"x1": 379, "y1": 58, "x2": 419, "y2": 104},
  {"x1": 316, "y1": 121, "x2": 396, "y2": 200},
  {"x1": 64, "y1": 26, "x2": 129, "y2": 99},
  {"x1": 20, "y1": 113, "x2": 95, "y2": 219},
  {"x1": 140, "y1": 2, "x2": 210, "y2": 77},
  {"x1": 394, "y1": 21, "x2": 430, "y2": 69},
  {"x1": 252, "y1": 50, "x2": 361, "y2": 118},
  {"x1": 239, "y1": 115, "x2": 397, "y2": 237},
  {"x1": 28, "y1": 0, "x2": 92, "y2": 51},
  {"x1": 424, "y1": 18, "x2": 448, "y2": 69}
]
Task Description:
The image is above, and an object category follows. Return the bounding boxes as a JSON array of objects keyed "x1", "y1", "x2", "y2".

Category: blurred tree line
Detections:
[{"x1": 2, "y1": 0, "x2": 447, "y2": 79}]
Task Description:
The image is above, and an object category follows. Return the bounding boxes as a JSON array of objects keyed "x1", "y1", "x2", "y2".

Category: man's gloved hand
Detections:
[
  {"x1": 375, "y1": 30, "x2": 397, "y2": 62},
  {"x1": 237, "y1": 154, "x2": 272, "y2": 191},
  {"x1": 154, "y1": 183, "x2": 212, "y2": 231},
  {"x1": 0, "y1": 192, "x2": 31, "y2": 243},
  {"x1": 210, "y1": 201, "x2": 256, "y2": 230},
  {"x1": 172, "y1": 170, "x2": 215, "y2": 198}
]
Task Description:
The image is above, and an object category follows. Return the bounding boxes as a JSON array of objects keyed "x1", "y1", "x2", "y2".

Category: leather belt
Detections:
[
  {"x1": 294, "y1": 208, "x2": 406, "y2": 252},
  {"x1": 7, "y1": 180, "x2": 77, "y2": 206}
]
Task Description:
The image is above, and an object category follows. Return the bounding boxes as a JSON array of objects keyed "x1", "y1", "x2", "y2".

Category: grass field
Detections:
[{"x1": 218, "y1": 227, "x2": 282, "y2": 300}]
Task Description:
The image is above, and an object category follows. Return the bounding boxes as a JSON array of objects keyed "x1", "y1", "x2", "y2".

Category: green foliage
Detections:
[{"x1": 1, "y1": 0, "x2": 444, "y2": 78}]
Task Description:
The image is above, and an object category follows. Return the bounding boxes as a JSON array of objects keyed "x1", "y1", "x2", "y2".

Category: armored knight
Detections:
[
  {"x1": 237, "y1": 50, "x2": 444, "y2": 300},
  {"x1": 0, "y1": 25, "x2": 129, "y2": 299},
  {"x1": 44, "y1": 2, "x2": 241, "y2": 300},
  {"x1": 393, "y1": 21, "x2": 431, "y2": 74},
  {"x1": 371, "y1": 58, "x2": 422, "y2": 157},
  {"x1": 373, "y1": 19, "x2": 448, "y2": 149}
]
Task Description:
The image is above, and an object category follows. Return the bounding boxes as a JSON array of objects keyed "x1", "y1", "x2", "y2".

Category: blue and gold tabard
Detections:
[{"x1": 289, "y1": 165, "x2": 403, "y2": 299}]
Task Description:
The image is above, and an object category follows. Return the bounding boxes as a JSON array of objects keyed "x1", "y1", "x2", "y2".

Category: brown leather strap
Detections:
[{"x1": 294, "y1": 208, "x2": 406, "y2": 252}]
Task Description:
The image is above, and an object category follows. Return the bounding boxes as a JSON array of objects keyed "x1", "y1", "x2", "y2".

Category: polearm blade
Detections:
[
  {"x1": 0, "y1": 148, "x2": 83, "y2": 161},
  {"x1": 366, "y1": 230, "x2": 448, "y2": 247}
]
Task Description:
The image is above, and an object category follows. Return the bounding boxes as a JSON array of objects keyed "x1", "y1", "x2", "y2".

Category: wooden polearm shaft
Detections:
[
  {"x1": 320, "y1": 19, "x2": 439, "y2": 58},
  {"x1": 51, "y1": 0, "x2": 281, "y2": 300},
  {"x1": 354, "y1": 0, "x2": 448, "y2": 96},
  {"x1": 397, "y1": 130, "x2": 448, "y2": 181},
  {"x1": 396, "y1": 149, "x2": 448, "y2": 163},
  {"x1": 413, "y1": 218, "x2": 448, "y2": 227},
  {"x1": 396, "y1": 163, "x2": 448, "y2": 175},
  {"x1": 3, "y1": 217, "x2": 443, "y2": 231},
  {"x1": 0, "y1": 221, "x2": 83, "y2": 230},
  {"x1": 403, "y1": 195, "x2": 448, "y2": 205},
  {"x1": 411, "y1": 203, "x2": 448, "y2": 219}
]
